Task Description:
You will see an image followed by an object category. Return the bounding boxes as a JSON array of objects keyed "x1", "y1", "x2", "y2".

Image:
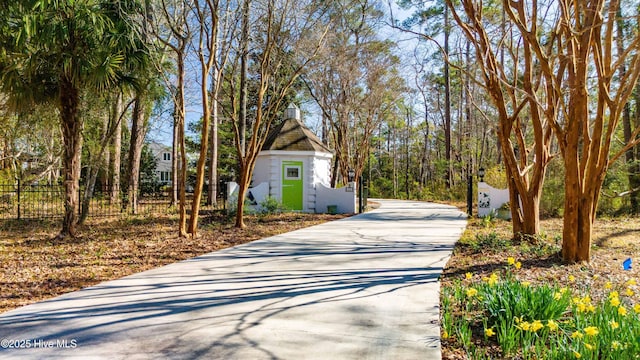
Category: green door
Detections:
[{"x1": 282, "y1": 161, "x2": 303, "y2": 211}]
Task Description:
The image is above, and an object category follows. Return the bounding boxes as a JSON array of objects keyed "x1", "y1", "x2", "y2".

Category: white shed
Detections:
[{"x1": 253, "y1": 104, "x2": 333, "y2": 213}]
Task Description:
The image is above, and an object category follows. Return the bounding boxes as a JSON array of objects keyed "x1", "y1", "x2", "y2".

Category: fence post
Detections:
[{"x1": 17, "y1": 178, "x2": 21, "y2": 220}]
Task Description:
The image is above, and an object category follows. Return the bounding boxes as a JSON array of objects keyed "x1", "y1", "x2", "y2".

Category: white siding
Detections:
[
  {"x1": 253, "y1": 156, "x2": 270, "y2": 185},
  {"x1": 147, "y1": 142, "x2": 172, "y2": 183}
]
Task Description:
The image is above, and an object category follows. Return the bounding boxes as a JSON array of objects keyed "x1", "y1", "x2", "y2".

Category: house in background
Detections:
[{"x1": 147, "y1": 142, "x2": 172, "y2": 184}]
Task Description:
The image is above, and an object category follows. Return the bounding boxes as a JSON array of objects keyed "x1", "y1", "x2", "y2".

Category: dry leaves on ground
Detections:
[{"x1": 0, "y1": 212, "x2": 347, "y2": 313}]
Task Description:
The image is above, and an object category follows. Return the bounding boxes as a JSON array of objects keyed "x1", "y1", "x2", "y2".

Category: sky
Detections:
[{"x1": 145, "y1": 1, "x2": 421, "y2": 147}]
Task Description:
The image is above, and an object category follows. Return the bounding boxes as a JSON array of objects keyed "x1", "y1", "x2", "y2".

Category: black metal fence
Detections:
[{"x1": 0, "y1": 180, "x2": 213, "y2": 220}]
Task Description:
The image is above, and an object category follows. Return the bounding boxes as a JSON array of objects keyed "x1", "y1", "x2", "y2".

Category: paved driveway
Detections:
[{"x1": 0, "y1": 199, "x2": 467, "y2": 360}]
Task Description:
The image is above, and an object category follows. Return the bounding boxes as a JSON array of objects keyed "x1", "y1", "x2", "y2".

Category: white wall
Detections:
[
  {"x1": 313, "y1": 156, "x2": 332, "y2": 187},
  {"x1": 478, "y1": 182, "x2": 511, "y2": 219},
  {"x1": 227, "y1": 182, "x2": 269, "y2": 212},
  {"x1": 228, "y1": 180, "x2": 356, "y2": 215},
  {"x1": 315, "y1": 183, "x2": 356, "y2": 214}
]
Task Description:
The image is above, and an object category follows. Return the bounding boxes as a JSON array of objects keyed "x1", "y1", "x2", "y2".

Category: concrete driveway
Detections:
[{"x1": 0, "y1": 199, "x2": 467, "y2": 360}]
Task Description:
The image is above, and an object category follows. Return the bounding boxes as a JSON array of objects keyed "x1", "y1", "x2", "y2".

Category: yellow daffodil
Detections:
[
  {"x1": 484, "y1": 327, "x2": 495, "y2": 337},
  {"x1": 465, "y1": 272, "x2": 473, "y2": 280},
  {"x1": 466, "y1": 288, "x2": 478, "y2": 298},
  {"x1": 609, "y1": 291, "x2": 619, "y2": 299},
  {"x1": 585, "y1": 343, "x2": 594, "y2": 351},
  {"x1": 618, "y1": 306, "x2": 627, "y2": 316},
  {"x1": 442, "y1": 330, "x2": 449, "y2": 339},
  {"x1": 573, "y1": 350, "x2": 582, "y2": 358},
  {"x1": 610, "y1": 296, "x2": 621, "y2": 307},
  {"x1": 634, "y1": 304, "x2": 640, "y2": 314},
  {"x1": 568, "y1": 275, "x2": 576, "y2": 282},
  {"x1": 625, "y1": 287, "x2": 634, "y2": 297},
  {"x1": 572, "y1": 295, "x2": 592, "y2": 313},
  {"x1": 514, "y1": 261, "x2": 522, "y2": 269},
  {"x1": 521, "y1": 281, "x2": 530, "y2": 287},
  {"x1": 486, "y1": 273, "x2": 498, "y2": 286},
  {"x1": 586, "y1": 304, "x2": 595, "y2": 313},
  {"x1": 583, "y1": 326, "x2": 599, "y2": 337},
  {"x1": 571, "y1": 330, "x2": 583, "y2": 339},
  {"x1": 626, "y1": 278, "x2": 637, "y2": 286},
  {"x1": 572, "y1": 296, "x2": 582, "y2": 305},
  {"x1": 507, "y1": 257, "x2": 515, "y2": 265},
  {"x1": 547, "y1": 319, "x2": 559, "y2": 331},
  {"x1": 612, "y1": 341, "x2": 621, "y2": 350},
  {"x1": 576, "y1": 302, "x2": 587, "y2": 313},
  {"x1": 609, "y1": 320, "x2": 619, "y2": 330},
  {"x1": 517, "y1": 321, "x2": 531, "y2": 331},
  {"x1": 554, "y1": 292, "x2": 562, "y2": 300},
  {"x1": 605, "y1": 281, "x2": 613, "y2": 289},
  {"x1": 530, "y1": 320, "x2": 543, "y2": 332}
]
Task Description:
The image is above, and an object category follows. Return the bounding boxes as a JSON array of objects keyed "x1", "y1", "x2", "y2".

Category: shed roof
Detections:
[{"x1": 262, "y1": 118, "x2": 332, "y2": 153}]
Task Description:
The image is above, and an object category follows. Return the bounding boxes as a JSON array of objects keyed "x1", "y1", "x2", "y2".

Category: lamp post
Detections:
[{"x1": 347, "y1": 169, "x2": 355, "y2": 183}]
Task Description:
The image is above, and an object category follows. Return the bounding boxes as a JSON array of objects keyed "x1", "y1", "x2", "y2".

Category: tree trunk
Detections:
[
  {"x1": 443, "y1": 5, "x2": 452, "y2": 189},
  {"x1": 80, "y1": 164, "x2": 99, "y2": 224},
  {"x1": 234, "y1": 163, "x2": 250, "y2": 229},
  {"x1": 405, "y1": 110, "x2": 410, "y2": 199},
  {"x1": 188, "y1": 68, "x2": 212, "y2": 237},
  {"x1": 633, "y1": 86, "x2": 640, "y2": 213},
  {"x1": 562, "y1": 173, "x2": 595, "y2": 263},
  {"x1": 330, "y1": 156, "x2": 339, "y2": 188},
  {"x1": 110, "y1": 93, "x2": 122, "y2": 204},
  {"x1": 171, "y1": 109, "x2": 179, "y2": 206},
  {"x1": 208, "y1": 95, "x2": 218, "y2": 207},
  {"x1": 58, "y1": 79, "x2": 83, "y2": 238},
  {"x1": 516, "y1": 187, "x2": 541, "y2": 238},
  {"x1": 238, "y1": 0, "x2": 250, "y2": 158},
  {"x1": 322, "y1": 112, "x2": 329, "y2": 146},
  {"x1": 421, "y1": 99, "x2": 430, "y2": 185},
  {"x1": 177, "y1": 55, "x2": 188, "y2": 237},
  {"x1": 392, "y1": 122, "x2": 398, "y2": 198},
  {"x1": 561, "y1": 111, "x2": 590, "y2": 262},
  {"x1": 125, "y1": 93, "x2": 146, "y2": 215},
  {"x1": 101, "y1": 110, "x2": 111, "y2": 196},
  {"x1": 617, "y1": 12, "x2": 639, "y2": 214},
  {"x1": 81, "y1": 99, "x2": 124, "y2": 224}
]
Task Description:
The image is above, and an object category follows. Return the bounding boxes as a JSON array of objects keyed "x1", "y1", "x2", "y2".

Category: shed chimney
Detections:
[{"x1": 284, "y1": 104, "x2": 301, "y2": 121}]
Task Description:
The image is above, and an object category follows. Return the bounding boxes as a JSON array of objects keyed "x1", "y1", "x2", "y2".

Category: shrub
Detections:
[
  {"x1": 469, "y1": 232, "x2": 511, "y2": 253},
  {"x1": 258, "y1": 196, "x2": 287, "y2": 214}
]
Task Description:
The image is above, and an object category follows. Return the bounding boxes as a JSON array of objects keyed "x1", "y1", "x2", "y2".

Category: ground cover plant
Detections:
[
  {"x1": 441, "y1": 217, "x2": 640, "y2": 359},
  {"x1": 0, "y1": 211, "x2": 347, "y2": 313}
]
